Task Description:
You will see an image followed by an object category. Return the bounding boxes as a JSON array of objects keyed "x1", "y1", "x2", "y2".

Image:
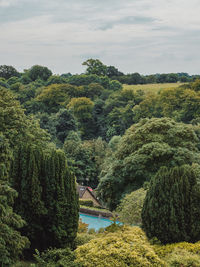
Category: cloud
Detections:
[{"x1": 0, "y1": 0, "x2": 200, "y2": 74}]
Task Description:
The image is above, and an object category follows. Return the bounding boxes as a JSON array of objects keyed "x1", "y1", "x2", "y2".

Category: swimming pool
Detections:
[{"x1": 79, "y1": 213, "x2": 114, "y2": 231}]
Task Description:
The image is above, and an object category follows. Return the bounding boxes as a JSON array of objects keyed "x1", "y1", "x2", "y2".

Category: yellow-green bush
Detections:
[
  {"x1": 75, "y1": 233, "x2": 96, "y2": 247},
  {"x1": 165, "y1": 248, "x2": 200, "y2": 267},
  {"x1": 75, "y1": 226, "x2": 165, "y2": 267},
  {"x1": 153, "y1": 241, "x2": 200, "y2": 258}
]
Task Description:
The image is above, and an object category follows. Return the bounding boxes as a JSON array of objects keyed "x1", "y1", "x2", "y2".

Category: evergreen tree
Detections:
[
  {"x1": 0, "y1": 182, "x2": 30, "y2": 266},
  {"x1": 142, "y1": 164, "x2": 200, "y2": 243},
  {"x1": 11, "y1": 145, "x2": 47, "y2": 252},
  {"x1": 11, "y1": 146, "x2": 79, "y2": 251},
  {"x1": 43, "y1": 150, "x2": 79, "y2": 249},
  {"x1": 0, "y1": 134, "x2": 29, "y2": 266}
]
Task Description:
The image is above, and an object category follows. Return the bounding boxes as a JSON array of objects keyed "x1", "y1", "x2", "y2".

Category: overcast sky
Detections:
[{"x1": 0, "y1": 0, "x2": 200, "y2": 75}]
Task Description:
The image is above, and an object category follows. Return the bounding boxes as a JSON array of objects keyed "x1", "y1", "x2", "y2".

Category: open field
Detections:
[{"x1": 123, "y1": 83, "x2": 186, "y2": 94}]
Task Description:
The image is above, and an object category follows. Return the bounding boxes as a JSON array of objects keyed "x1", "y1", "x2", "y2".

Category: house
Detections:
[{"x1": 77, "y1": 185, "x2": 101, "y2": 207}]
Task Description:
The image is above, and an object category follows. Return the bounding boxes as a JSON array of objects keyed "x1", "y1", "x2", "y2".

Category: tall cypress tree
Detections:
[
  {"x1": 12, "y1": 146, "x2": 79, "y2": 251},
  {"x1": 142, "y1": 164, "x2": 200, "y2": 243},
  {"x1": 42, "y1": 150, "x2": 79, "y2": 249},
  {"x1": 11, "y1": 145, "x2": 47, "y2": 252}
]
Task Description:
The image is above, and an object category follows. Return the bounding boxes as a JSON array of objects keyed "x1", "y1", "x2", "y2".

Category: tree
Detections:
[
  {"x1": 42, "y1": 149, "x2": 79, "y2": 249},
  {"x1": 116, "y1": 188, "x2": 146, "y2": 226},
  {"x1": 97, "y1": 118, "x2": 200, "y2": 210},
  {"x1": 142, "y1": 165, "x2": 200, "y2": 244},
  {"x1": 11, "y1": 145, "x2": 47, "y2": 252},
  {"x1": 0, "y1": 88, "x2": 49, "y2": 149},
  {"x1": 36, "y1": 84, "x2": 73, "y2": 113},
  {"x1": 0, "y1": 134, "x2": 29, "y2": 266},
  {"x1": 27, "y1": 65, "x2": 52, "y2": 81},
  {"x1": 11, "y1": 146, "x2": 79, "y2": 251},
  {"x1": 82, "y1": 59, "x2": 107, "y2": 76},
  {"x1": 106, "y1": 65, "x2": 124, "y2": 78},
  {"x1": 0, "y1": 181, "x2": 30, "y2": 266},
  {"x1": 68, "y1": 97, "x2": 95, "y2": 139},
  {"x1": 0, "y1": 65, "x2": 19, "y2": 79}
]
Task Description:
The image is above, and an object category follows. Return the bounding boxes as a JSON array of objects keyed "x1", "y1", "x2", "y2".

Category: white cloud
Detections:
[{"x1": 0, "y1": 0, "x2": 200, "y2": 74}]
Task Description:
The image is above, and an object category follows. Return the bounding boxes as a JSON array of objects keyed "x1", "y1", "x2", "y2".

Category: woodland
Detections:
[{"x1": 1, "y1": 60, "x2": 200, "y2": 266}]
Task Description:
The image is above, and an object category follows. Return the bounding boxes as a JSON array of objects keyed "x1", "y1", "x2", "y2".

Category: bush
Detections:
[
  {"x1": 116, "y1": 188, "x2": 146, "y2": 226},
  {"x1": 165, "y1": 248, "x2": 200, "y2": 267},
  {"x1": 74, "y1": 233, "x2": 95, "y2": 247},
  {"x1": 78, "y1": 219, "x2": 89, "y2": 233},
  {"x1": 79, "y1": 199, "x2": 94, "y2": 207},
  {"x1": 153, "y1": 241, "x2": 200, "y2": 258},
  {"x1": 75, "y1": 226, "x2": 165, "y2": 267},
  {"x1": 33, "y1": 248, "x2": 82, "y2": 267}
]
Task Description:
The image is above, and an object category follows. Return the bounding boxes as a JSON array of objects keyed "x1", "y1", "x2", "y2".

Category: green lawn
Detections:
[{"x1": 123, "y1": 83, "x2": 186, "y2": 94}]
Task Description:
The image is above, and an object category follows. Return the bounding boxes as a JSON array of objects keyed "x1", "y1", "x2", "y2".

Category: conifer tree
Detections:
[
  {"x1": 43, "y1": 150, "x2": 79, "y2": 249},
  {"x1": 12, "y1": 145, "x2": 79, "y2": 251},
  {"x1": 0, "y1": 134, "x2": 29, "y2": 266},
  {"x1": 142, "y1": 164, "x2": 200, "y2": 243},
  {"x1": 11, "y1": 145, "x2": 47, "y2": 251}
]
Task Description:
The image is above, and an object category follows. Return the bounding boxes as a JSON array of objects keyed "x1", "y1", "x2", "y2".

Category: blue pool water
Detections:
[{"x1": 80, "y1": 213, "x2": 114, "y2": 231}]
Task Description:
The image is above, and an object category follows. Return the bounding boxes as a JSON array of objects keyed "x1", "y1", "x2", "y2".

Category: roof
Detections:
[
  {"x1": 77, "y1": 185, "x2": 87, "y2": 198},
  {"x1": 77, "y1": 185, "x2": 101, "y2": 205}
]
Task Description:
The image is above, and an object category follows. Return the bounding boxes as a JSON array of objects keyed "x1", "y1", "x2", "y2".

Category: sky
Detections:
[{"x1": 0, "y1": 0, "x2": 200, "y2": 75}]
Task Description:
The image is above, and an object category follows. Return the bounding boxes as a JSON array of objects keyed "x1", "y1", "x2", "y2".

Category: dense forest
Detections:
[{"x1": 1, "y1": 60, "x2": 200, "y2": 266}]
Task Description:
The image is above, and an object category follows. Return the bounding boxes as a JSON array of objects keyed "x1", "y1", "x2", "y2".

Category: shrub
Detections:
[
  {"x1": 79, "y1": 199, "x2": 94, "y2": 207},
  {"x1": 75, "y1": 226, "x2": 165, "y2": 267},
  {"x1": 153, "y1": 241, "x2": 200, "y2": 258},
  {"x1": 74, "y1": 233, "x2": 95, "y2": 247},
  {"x1": 33, "y1": 248, "x2": 82, "y2": 267},
  {"x1": 88, "y1": 228, "x2": 96, "y2": 235},
  {"x1": 165, "y1": 248, "x2": 200, "y2": 267},
  {"x1": 116, "y1": 188, "x2": 146, "y2": 226},
  {"x1": 78, "y1": 219, "x2": 89, "y2": 233}
]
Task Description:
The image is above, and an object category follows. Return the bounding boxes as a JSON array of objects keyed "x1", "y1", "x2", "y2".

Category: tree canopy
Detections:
[{"x1": 97, "y1": 117, "x2": 200, "y2": 210}]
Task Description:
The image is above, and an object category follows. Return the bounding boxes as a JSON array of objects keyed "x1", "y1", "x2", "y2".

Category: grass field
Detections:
[{"x1": 123, "y1": 83, "x2": 186, "y2": 94}]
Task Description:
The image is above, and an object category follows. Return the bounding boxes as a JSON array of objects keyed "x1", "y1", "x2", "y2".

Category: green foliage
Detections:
[
  {"x1": 0, "y1": 134, "x2": 12, "y2": 179},
  {"x1": 34, "y1": 247, "x2": 81, "y2": 267},
  {"x1": 142, "y1": 165, "x2": 200, "y2": 244},
  {"x1": 0, "y1": 88, "x2": 49, "y2": 149},
  {"x1": 64, "y1": 136, "x2": 108, "y2": 187},
  {"x1": 68, "y1": 97, "x2": 94, "y2": 120},
  {"x1": 46, "y1": 75, "x2": 68, "y2": 85},
  {"x1": 75, "y1": 226, "x2": 165, "y2": 267},
  {"x1": 97, "y1": 117, "x2": 200, "y2": 210},
  {"x1": 27, "y1": 65, "x2": 52, "y2": 81},
  {"x1": 153, "y1": 241, "x2": 200, "y2": 259},
  {"x1": 166, "y1": 248, "x2": 200, "y2": 267},
  {"x1": 11, "y1": 145, "x2": 47, "y2": 252},
  {"x1": 82, "y1": 59, "x2": 107, "y2": 76},
  {"x1": 36, "y1": 84, "x2": 72, "y2": 113},
  {"x1": 116, "y1": 188, "x2": 146, "y2": 226},
  {"x1": 154, "y1": 241, "x2": 200, "y2": 266},
  {"x1": 11, "y1": 146, "x2": 79, "y2": 251},
  {"x1": 79, "y1": 199, "x2": 94, "y2": 207},
  {"x1": 132, "y1": 84, "x2": 200, "y2": 123},
  {"x1": 77, "y1": 219, "x2": 89, "y2": 233},
  {"x1": 74, "y1": 233, "x2": 95, "y2": 247},
  {"x1": 0, "y1": 65, "x2": 19, "y2": 79},
  {"x1": 108, "y1": 80, "x2": 123, "y2": 91},
  {"x1": 0, "y1": 181, "x2": 30, "y2": 266}
]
